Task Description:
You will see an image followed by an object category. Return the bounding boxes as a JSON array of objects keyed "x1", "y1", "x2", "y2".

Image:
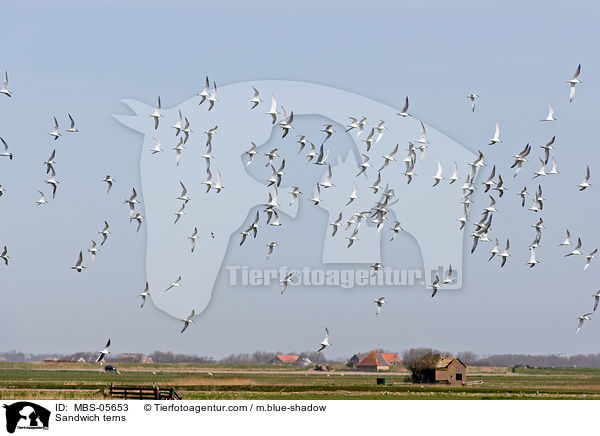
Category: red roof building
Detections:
[
  {"x1": 356, "y1": 351, "x2": 389, "y2": 372},
  {"x1": 381, "y1": 353, "x2": 402, "y2": 366},
  {"x1": 270, "y1": 355, "x2": 300, "y2": 365},
  {"x1": 349, "y1": 351, "x2": 402, "y2": 367}
]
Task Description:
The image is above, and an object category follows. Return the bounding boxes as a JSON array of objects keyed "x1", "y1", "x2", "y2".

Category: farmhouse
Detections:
[
  {"x1": 348, "y1": 351, "x2": 402, "y2": 368},
  {"x1": 356, "y1": 351, "x2": 390, "y2": 372},
  {"x1": 270, "y1": 355, "x2": 312, "y2": 366},
  {"x1": 434, "y1": 357, "x2": 467, "y2": 385},
  {"x1": 348, "y1": 353, "x2": 365, "y2": 367},
  {"x1": 271, "y1": 354, "x2": 300, "y2": 365},
  {"x1": 296, "y1": 356, "x2": 312, "y2": 367},
  {"x1": 381, "y1": 353, "x2": 402, "y2": 366}
]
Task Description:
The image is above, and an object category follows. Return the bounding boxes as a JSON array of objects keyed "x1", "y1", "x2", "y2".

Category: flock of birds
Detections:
[{"x1": 0, "y1": 64, "x2": 595, "y2": 361}]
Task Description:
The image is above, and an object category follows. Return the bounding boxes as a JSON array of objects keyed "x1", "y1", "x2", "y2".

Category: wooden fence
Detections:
[{"x1": 109, "y1": 383, "x2": 182, "y2": 400}]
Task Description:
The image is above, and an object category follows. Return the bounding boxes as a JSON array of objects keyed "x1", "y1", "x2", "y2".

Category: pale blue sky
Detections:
[{"x1": 1, "y1": 0, "x2": 599, "y2": 359}]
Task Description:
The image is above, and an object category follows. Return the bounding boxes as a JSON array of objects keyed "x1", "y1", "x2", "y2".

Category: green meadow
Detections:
[{"x1": 1, "y1": 362, "x2": 600, "y2": 400}]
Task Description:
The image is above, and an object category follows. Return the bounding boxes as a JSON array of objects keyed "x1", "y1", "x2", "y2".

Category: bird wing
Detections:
[
  {"x1": 435, "y1": 161, "x2": 442, "y2": 177},
  {"x1": 402, "y1": 96, "x2": 409, "y2": 113},
  {"x1": 569, "y1": 85, "x2": 576, "y2": 102}
]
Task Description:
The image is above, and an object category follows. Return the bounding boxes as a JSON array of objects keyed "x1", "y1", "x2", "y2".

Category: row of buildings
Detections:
[
  {"x1": 347, "y1": 351, "x2": 403, "y2": 371},
  {"x1": 41, "y1": 353, "x2": 154, "y2": 364},
  {"x1": 270, "y1": 351, "x2": 467, "y2": 385},
  {"x1": 269, "y1": 350, "x2": 403, "y2": 370}
]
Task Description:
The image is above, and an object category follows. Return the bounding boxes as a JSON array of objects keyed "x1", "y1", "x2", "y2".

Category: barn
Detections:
[
  {"x1": 270, "y1": 355, "x2": 300, "y2": 365},
  {"x1": 434, "y1": 357, "x2": 467, "y2": 385},
  {"x1": 349, "y1": 351, "x2": 402, "y2": 367},
  {"x1": 356, "y1": 351, "x2": 389, "y2": 372}
]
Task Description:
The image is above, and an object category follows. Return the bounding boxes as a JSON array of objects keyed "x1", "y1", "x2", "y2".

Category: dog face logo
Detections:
[
  {"x1": 115, "y1": 80, "x2": 474, "y2": 320},
  {"x1": 3, "y1": 402, "x2": 50, "y2": 433}
]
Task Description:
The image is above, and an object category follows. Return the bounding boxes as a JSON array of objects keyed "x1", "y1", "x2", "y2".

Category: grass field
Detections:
[{"x1": 1, "y1": 362, "x2": 600, "y2": 400}]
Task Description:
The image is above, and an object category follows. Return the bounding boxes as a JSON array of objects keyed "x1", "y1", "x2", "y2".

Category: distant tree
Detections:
[
  {"x1": 61, "y1": 352, "x2": 96, "y2": 362},
  {"x1": 251, "y1": 351, "x2": 276, "y2": 364},
  {"x1": 299, "y1": 351, "x2": 327, "y2": 364},
  {"x1": 457, "y1": 351, "x2": 479, "y2": 365},
  {"x1": 148, "y1": 351, "x2": 213, "y2": 364},
  {"x1": 402, "y1": 348, "x2": 441, "y2": 383}
]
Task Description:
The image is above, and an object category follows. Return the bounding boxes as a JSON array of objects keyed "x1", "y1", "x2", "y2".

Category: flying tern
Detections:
[
  {"x1": 139, "y1": 282, "x2": 151, "y2": 308},
  {"x1": 66, "y1": 114, "x2": 78, "y2": 132},
  {"x1": 578, "y1": 166, "x2": 591, "y2": 191},
  {"x1": 317, "y1": 328, "x2": 331, "y2": 352},
  {"x1": 396, "y1": 97, "x2": 410, "y2": 117},
  {"x1": 149, "y1": 96, "x2": 162, "y2": 129},
  {"x1": 98, "y1": 221, "x2": 110, "y2": 245},
  {"x1": 88, "y1": 240, "x2": 100, "y2": 262},
  {"x1": 488, "y1": 123, "x2": 501, "y2": 145},
  {"x1": 0, "y1": 71, "x2": 11, "y2": 97},
  {"x1": 467, "y1": 94, "x2": 478, "y2": 112},
  {"x1": 541, "y1": 104, "x2": 556, "y2": 122},
  {"x1": 374, "y1": 297, "x2": 386, "y2": 316},
  {"x1": 103, "y1": 175, "x2": 115, "y2": 194},
  {"x1": 566, "y1": 64, "x2": 582, "y2": 102},
  {"x1": 165, "y1": 276, "x2": 182, "y2": 292},
  {"x1": 180, "y1": 310, "x2": 195, "y2": 333},
  {"x1": 95, "y1": 339, "x2": 111, "y2": 363},
  {"x1": 249, "y1": 86, "x2": 262, "y2": 109},
  {"x1": 71, "y1": 251, "x2": 86, "y2": 272},
  {"x1": 197, "y1": 76, "x2": 210, "y2": 104},
  {"x1": 576, "y1": 313, "x2": 592, "y2": 333}
]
